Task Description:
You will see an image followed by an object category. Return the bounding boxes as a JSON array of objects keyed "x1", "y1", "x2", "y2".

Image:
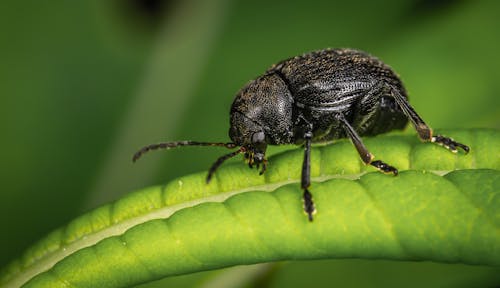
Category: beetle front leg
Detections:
[
  {"x1": 336, "y1": 114, "x2": 398, "y2": 175},
  {"x1": 390, "y1": 86, "x2": 470, "y2": 153},
  {"x1": 301, "y1": 131, "x2": 316, "y2": 221}
]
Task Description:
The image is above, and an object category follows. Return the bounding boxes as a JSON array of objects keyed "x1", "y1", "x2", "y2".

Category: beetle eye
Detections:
[{"x1": 251, "y1": 131, "x2": 265, "y2": 143}]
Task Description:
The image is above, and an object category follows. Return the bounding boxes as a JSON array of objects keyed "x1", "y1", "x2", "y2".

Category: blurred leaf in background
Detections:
[{"x1": 1, "y1": 0, "x2": 499, "y2": 287}]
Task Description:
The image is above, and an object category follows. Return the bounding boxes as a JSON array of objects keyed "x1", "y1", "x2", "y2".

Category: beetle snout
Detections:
[{"x1": 253, "y1": 152, "x2": 264, "y2": 163}]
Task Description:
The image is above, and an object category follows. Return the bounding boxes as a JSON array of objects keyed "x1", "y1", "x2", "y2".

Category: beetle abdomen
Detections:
[{"x1": 270, "y1": 48, "x2": 408, "y2": 141}]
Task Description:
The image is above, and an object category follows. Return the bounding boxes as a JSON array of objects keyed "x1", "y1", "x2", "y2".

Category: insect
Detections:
[{"x1": 133, "y1": 48, "x2": 469, "y2": 221}]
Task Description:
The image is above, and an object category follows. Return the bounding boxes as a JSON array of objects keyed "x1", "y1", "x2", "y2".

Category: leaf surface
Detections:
[{"x1": 1, "y1": 129, "x2": 499, "y2": 288}]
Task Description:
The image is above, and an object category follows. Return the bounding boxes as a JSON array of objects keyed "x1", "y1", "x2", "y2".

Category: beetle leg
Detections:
[
  {"x1": 301, "y1": 131, "x2": 316, "y2": 221},
  {"x1": 431, "y1": 135, "x2": 470, "y2": 153},
  {"x1": 206, "y1": 147, "x2": 246, "y2": 183},
  {"x1": 336, "y1": 114, "x2": 398, "y2": 175},
  {"x1": 259, "y1": 158, "x2": 268, "y2": 175},
  {"x1": 390, "y1": 86, "x2": 469, "y2": 153}
]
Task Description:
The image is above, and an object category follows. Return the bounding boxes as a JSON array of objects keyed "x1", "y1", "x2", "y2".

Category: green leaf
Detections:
[{"x1": 1, "y1": 129, "x2": 499, "y2": 288}]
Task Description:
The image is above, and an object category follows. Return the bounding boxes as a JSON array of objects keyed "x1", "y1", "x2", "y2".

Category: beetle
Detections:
[{"x1": 133, "y1": 48, "x2": 469, "y2": 221}]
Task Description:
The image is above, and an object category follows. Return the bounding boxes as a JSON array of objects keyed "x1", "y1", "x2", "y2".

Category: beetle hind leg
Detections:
[
  {"x1": 431, "y1": 135, "x2": 470, "y2": 153},
  {"x1": 389, "y1": 86, "x2": 469, "y2": 154}
]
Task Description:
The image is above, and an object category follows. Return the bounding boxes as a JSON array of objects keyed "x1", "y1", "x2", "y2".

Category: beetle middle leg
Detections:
[
  {"x1": 390, "y1": 86, "x2": 469, "y2": 153},
  {"x1": 336, "y1": 113, "x2": 398, "y2": 175}
]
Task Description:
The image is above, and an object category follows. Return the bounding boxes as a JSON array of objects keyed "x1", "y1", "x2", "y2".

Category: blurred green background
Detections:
[{"x1": 1, "y1": 0, "x2": 499, "y2": 287}]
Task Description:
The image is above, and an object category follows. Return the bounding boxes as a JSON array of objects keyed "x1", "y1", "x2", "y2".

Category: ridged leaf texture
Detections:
[{"x1": 1, "y1": 129, "x2": 499, "y2": 288}]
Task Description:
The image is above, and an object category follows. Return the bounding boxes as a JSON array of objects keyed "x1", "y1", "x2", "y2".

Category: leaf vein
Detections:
[{"x1": 357, "y1": 180, "x2": 407, "y2": 257}]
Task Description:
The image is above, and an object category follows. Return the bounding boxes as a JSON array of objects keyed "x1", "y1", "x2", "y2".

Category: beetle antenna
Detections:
[
  {"x1": 206, "y1": 146, "x2": 246, "y2": 183},
  {"x1": 133, "y1": 141, "x2": 237, "y2": 162}
]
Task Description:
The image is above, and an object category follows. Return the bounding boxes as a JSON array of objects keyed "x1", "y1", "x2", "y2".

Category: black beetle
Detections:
[{"x1": 133, "y1": 48, "x2": 469, "y2": 221}]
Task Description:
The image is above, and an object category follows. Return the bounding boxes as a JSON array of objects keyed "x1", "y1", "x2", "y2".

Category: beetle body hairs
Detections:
[{"x1": 133, "y1": 48, "x2": 469, "y2": 222}]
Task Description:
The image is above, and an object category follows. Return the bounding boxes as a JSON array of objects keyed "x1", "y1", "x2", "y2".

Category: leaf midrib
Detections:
[
  {"x1": 7, "y1": 171, "x2": 369, "y2": 287},
  {"x1": 5, "y1": 168, "x2": 462, "y2": 287}
]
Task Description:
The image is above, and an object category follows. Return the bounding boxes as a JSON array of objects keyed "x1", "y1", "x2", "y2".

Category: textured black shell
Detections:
[{"x1": 230, "y1": 48, "x2": 408, "y2": 146}]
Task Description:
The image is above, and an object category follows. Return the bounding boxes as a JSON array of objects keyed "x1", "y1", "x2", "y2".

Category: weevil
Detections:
[{"x1": 133, "y1": 48, "x2": 469, "y2": 221}]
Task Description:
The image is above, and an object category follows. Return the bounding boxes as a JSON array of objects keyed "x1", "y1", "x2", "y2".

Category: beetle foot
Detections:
[
  {"x1": 432, "y1": 135, "x2": 470, "y2": 154},
  {"x1": 258, "y1": 159, "x2": 268, "y2": 175},
  {"x1": 303, "y1": 189, "x2": 316, "y2": 222},
  {"x1": 371, "y1": 160, "x2": 398, "y2": 175}
]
